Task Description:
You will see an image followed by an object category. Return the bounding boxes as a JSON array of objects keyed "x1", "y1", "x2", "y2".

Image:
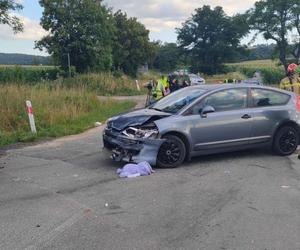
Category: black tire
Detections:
[
  {"x1": 157, "y1": 135, "x2": 186, "y2": 168},
  {"x1": 273, "y1": 126, "x2": 299, "y2": 156}
]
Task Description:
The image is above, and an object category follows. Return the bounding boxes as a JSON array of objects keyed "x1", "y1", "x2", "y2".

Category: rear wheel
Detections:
[
  {"x1": 273, "y1": 126, "x2": 299, "y2": 156},
  {"x1": 157, "y1": 135, "x2": 186, "y2": 168}
]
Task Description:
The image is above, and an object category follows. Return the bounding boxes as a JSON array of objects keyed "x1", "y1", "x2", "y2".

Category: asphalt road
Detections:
[{"x1": 1, "y1": 114, "x2": 300, "y2": 249}]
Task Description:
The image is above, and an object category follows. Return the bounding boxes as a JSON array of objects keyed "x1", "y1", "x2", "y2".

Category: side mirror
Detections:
[{"x1": 200, "y1": 105, "x2": 215, "y2": 118}]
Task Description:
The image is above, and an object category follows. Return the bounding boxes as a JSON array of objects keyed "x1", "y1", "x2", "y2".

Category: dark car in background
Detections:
[{"x1": 103, "y1": 84, "x2": 300, "y2": 168}]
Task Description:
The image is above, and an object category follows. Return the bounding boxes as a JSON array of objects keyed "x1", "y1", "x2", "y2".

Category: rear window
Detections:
[{"x1": 251, "y1": 89, "x2": 290, "y2": 107}]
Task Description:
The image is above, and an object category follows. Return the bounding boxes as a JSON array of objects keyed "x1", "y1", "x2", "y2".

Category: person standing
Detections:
[
  {"x1": 159, "y1": 75, "x2": 169, "y2": 94},
  {"x1": 280, "y1": 63, "x2": 300, "y2": 94},
  {"x1": 169, "y1": 78, "x2": 180, "y2": 93},
  {"x1": 151, "y1": 78, "x2": 165, "y2": 102}
]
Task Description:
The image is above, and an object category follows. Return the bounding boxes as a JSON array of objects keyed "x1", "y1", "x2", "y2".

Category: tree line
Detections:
[{"x1": 0, "y1": 0, "x2": 299, "y2": 75}]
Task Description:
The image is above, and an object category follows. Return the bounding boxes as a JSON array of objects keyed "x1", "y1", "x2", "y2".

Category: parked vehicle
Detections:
[
  {"x1": 103, "y1": 84, "x2": 300, "y2": 168},
  {"x1": 188, "y1": 74, "x2": 206, "y2": 85}
]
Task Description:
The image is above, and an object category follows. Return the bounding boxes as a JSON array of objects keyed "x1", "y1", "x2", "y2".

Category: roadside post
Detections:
[
  {"x1": 136, "y1": 80, "x2": 141, "y2": 91},
  {"x1": 26, "y1": 100, "x2": 37, "y2": 134}
]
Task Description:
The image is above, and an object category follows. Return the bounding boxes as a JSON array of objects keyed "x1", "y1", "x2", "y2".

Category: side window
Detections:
[
  {"x1": 187, "y1": 88, "x2": 248, "y2": 115},
  {"x1": 251, "y1": 89, "x2": 290, "y2": 107}
]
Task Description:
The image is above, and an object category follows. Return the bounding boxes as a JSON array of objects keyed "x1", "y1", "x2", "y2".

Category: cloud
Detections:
[
  {"x1": 0, "y1": 0, "x2": 257, "y2": 44},
  {"x1": 105, "y1": 0, "x2": 256, "y2": 34},
  {"x1": 0, "y1": 15, "x2": 47, "y2": 41}
]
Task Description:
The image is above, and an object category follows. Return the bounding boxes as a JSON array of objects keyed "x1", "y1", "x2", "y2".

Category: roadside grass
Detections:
[{"x1": 0, "y1": 84, "x2": 135, "y2": 147}]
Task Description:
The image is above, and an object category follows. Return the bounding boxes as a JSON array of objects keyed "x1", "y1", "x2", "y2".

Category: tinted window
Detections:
[
  {"x1": 188, "y1": 88, "x2": 248, "y2": 114},
  {"x1": 251, "y1": 89, "x2": 290, "y2": 107}
]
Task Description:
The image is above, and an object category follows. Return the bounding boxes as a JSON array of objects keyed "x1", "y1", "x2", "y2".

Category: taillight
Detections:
[{"x1": 296, "y1": 95, "x2": 300, "y2": 112}]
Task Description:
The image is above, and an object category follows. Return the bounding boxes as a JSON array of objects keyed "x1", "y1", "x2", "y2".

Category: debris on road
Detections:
[
  {"x1": 95, "y1": 122, "x2": 102, "y2": 127},
  {"x1": 117, "y1": 161, "x2": 154, "y2": 178},
  {"x1": 281, "y1": 185, "x2": 290, "y2": 189}
]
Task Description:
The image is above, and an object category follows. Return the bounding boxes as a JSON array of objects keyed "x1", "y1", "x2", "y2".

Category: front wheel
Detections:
[
  {"x1": 157, "y1": 135, "x2": 186, "y2": 168},
  {"x1": 273, "y1": 126, "x2": 299, "y2": 156}
]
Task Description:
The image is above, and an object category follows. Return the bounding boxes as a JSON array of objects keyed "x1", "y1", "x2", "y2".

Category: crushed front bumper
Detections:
[{"x1": 102, "y1": 128, "x2": 164, "y2": 166}]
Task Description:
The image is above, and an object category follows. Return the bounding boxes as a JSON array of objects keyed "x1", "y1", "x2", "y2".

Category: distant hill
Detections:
[{"x1": 0, "y1": 53, "x2": 50, "y2": 65}]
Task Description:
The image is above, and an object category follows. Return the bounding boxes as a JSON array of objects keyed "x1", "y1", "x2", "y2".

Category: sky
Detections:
[{"x1": 0, "y1": 0, "x2": 261, "y2": 56}]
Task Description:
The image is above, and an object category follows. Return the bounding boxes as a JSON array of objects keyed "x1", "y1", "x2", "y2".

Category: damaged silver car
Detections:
[{"x1": 103, "y1": 84, "x2": 300, "y2": 168}]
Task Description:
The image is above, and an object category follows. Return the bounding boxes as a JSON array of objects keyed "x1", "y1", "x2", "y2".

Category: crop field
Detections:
[{"x1": 0, "y1": 64, "x2": 55, "y2": 68}]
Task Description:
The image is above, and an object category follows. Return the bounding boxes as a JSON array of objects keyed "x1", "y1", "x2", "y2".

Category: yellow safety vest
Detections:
[
  {"x1": 280, "y1": 75, "x2": 300, "y2": 94},
  {"x1": 224, "y1": 79, "x2": 236, "y2": 84},
  {"x1": 152, "y1": 81, "x2": 165, "y2": 100},
  {"x1": 162, "y1": 78, "x2": 169, "y2": 89}
]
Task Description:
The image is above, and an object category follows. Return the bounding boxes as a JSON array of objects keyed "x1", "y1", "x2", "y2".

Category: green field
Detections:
[
  {"x1": 225, "y1": 59, "x2": 288, "y2": 85},
  {"x1": 227, "y1": 59, "x2": 281, "y2": 68},
  {"x1": 0, "y1": 64, "x2": 55, "y2": 68}
]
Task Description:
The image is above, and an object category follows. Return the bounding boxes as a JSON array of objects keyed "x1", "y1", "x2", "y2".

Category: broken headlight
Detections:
[{"x1": 122, "y1": 123, "x2": 159, "y2": 139}]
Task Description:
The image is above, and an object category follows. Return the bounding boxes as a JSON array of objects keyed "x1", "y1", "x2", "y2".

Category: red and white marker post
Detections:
[
  {"x1": 26, "y1": 100, "x2": 37, "y2": 134},
  {"x1": 135, "y1": 80, "x2": 141, "y2": 92}
]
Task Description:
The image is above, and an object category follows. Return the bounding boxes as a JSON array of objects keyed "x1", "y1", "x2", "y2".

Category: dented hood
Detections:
[{"x1": 108, "y1": 108, "x2": 170, "y2": 131}]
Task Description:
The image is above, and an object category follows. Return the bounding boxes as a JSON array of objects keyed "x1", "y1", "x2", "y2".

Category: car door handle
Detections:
[{"x1": 241, "y1": 114, "x2": 252, "y2": 119}]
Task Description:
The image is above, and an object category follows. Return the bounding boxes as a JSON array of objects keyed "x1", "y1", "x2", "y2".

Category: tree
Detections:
[
  {"x1": 112, "y1": 11, "x2": 153, "y2": 76},
  {"x1": 36, "y1": 0, "x2": 114, "y2": 73},
  {"x1": 288, "y1": 42, "x2": 300, "y2": 64},
  {"x1": 153, "y1": 43, "x2": 182, "y2": 72},
  {"x1": 247, "y1": 0, "x2": 297, "y2": 71},
  {"x1": 177, "y1": 6, "x2": 249, "y2": 75},
  {"x1": 0, "y1": 0, "x2": 23, "y2": 32},
  {"x1": 289, "y1": 1, "x2": 300, "y2": 64}
]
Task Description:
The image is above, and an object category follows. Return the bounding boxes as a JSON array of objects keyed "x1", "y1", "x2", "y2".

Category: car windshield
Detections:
[{"x1": 150, "y1": 87, "x2": 207, "y2": 114}]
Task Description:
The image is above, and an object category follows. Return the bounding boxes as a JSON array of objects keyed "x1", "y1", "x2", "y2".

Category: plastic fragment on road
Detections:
[
  {"x1": 117, "y1": 161, "x2": 154, "y2": 178},
  {"x1": 95, "y1": 122, "x2": 102, "y2": 127},
  {"x1": 281, "y1": 185, "x2": 290, "y2": 189}
]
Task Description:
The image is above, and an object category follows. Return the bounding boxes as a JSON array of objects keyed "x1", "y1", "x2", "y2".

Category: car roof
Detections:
[{"x1": 192, "y1": 84, "x2": 294, "y2": 95}]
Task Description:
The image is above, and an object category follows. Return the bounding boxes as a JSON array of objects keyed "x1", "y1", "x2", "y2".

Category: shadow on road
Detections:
[{"x1": 187, "y1": 148, "x2": 273, "y2": 166}]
